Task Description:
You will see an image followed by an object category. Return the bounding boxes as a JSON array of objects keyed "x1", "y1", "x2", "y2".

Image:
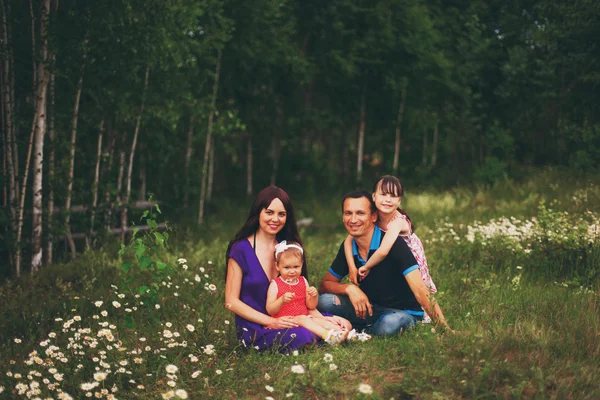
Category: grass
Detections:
[{"x1": 0, "y1": 167, "x2": 599, "y2": 399}]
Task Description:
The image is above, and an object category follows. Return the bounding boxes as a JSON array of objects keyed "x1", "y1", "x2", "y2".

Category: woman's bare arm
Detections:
[{"x1": 225, "y1": 258, "x2": 297, "y2": 328}]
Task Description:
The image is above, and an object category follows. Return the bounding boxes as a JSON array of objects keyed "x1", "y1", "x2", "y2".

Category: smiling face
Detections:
[
  {"x1": 372, "y1": 182, "x2": 402, "y2": 216},
  {"x1": 258, "y1": 198, "x2": 287, "y2": 236},
  {"x1": 342, "y1": 197, "x2": 378, "y2": 238},
  {"x1": 276, "y1": 251, "x2": 303, "y2": 283}
]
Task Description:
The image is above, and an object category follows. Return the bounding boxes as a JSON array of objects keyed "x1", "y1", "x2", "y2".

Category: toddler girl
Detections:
[{"x1": 266, "y1": 241, "x2": 349, "y2": 344}]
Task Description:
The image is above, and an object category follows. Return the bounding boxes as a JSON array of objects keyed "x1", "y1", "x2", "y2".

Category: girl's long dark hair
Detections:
[
  {"x1": 373, "y1": 175, "x2": 416, "y2": 233},
  {"x1": 224, "y1": 186, "x2": 307, "y2": 280}
]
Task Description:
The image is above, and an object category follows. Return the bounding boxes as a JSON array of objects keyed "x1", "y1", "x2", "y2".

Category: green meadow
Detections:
[{"x1": 1, "y1": 168, "x2": 599, "y2": 399}]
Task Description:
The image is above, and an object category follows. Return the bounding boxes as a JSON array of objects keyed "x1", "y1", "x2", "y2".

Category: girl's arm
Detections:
[
  {"x1": 225, "y1": 258, "x2": 297, "y2": 329},
  {"x1": 265, "y1": 281, "x2": 285, "y2": 316},
  {"x1": 305, "y1": 278, "x2": 318, "y2": 310},
  {"x1": 358, "y1": 218, "x2": 409, "y2": 276},
  {"x1": 344, "y1": 235, "x2": 359, "y2": 284}
]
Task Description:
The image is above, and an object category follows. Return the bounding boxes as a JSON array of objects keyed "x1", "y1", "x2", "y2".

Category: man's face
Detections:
[{"x1": 342, "y1": 197, "x2": 377, "y2": 238}]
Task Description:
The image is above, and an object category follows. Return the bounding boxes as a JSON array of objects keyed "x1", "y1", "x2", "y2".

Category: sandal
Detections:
[{"x1": 324, "y1": 329, "x2": 348, "y2": 345}]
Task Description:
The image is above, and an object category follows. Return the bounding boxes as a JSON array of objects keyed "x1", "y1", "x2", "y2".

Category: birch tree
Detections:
[
  {"x1": 356, "y1": 85, "x2": 366, "y2": 184},
  {"x1": 121, "y1": 65, "x2": 150, "y2": 243},
  {"x1": 392, "y1": 82, "x2": 407, "y2": 174},
  {"x1": 31, "y1": 0, "x2": 51, "y2": 273},
  {"x1": 198, "y1": 49, "x2": 222, "y2": 224},
  {"x1": 89, "y1": 119, "x2": 104, "y2": 247},
  {"x1": 46, "y1": 63, "x2": 55, "y2": 264},
  {"x1": 64, "y1": 39, "x2": 88, "y2": 258},
  {"x1": 183, "y1": 118, "x2": 193, "y2": 208}
]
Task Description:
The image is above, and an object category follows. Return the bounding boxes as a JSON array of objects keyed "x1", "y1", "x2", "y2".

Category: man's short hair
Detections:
[{"x1": 341, "y1": 190, "x2": 377, "y2": 214}]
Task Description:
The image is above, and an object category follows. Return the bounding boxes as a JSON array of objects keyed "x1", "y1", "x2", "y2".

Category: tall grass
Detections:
[{"x1": 0, "y1": 168, "x2": 598, "y2": 399}]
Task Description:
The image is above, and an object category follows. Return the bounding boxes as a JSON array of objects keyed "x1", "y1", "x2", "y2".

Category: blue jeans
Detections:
[{"x1": 317, "y1": 293, "x2": 421, "y2": 336}]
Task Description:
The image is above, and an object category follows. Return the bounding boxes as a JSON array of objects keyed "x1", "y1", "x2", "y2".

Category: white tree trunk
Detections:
[
  {"x1": 392, "y1": 82, "x2": 407, "y2": 173},
  {"x1": 357, "y1": 86, "x2": 366, "y2": 184},
  {"x1": 102, "y1": 129, "x2": 116, "y2": 231},
  {"x1": 138, "y1": 145, "x2": 146, "y2": 202},
  {"x1": 46, "y1": 68, "x2": 55, "y2": 264},
  {"x1": 65, "y1": 48, "x2": 87, "y2": 258},
  {"x1": 121, "y1": 65, "x2": 150, "y2": 242},
  {"x1": 247, "y1": 136, "x2": 253, "y2": 196},
  {"x1": 198, "y1": 49, "x2": 221, "y2": 224},
  {"x1": 2, "y1": 102, "x2": 6, "y2": 207},
  {"x1": 29, "y1": 0, "x2": 36, "y2": 93},
  {"x1": 31, "y1": 0, "x2": 51, "y2": 273},
  {"x1": 112, "y1": 149, "x2": 125, "y2": 231},
  {"x1": 1, "y1": 0, "x2": 16, "y2": 253},
  {"x1": 89, "y1": 119, "x2": 104, "y2": 247},
  {"x1": 207, "y1": 138, "x2": 214, "y2": 201},
  {"x1": 431, "y1": 113, "x2": 439, "y2": 168},
  {"x1": 422, "y1": 124, "x2": 428, "y2": 167},
  {"x1": 183, "y1": 119, "x2": 193, "y2": 208},
  {"x1": 270, "y1": 98, "x2": 283, "y2": 186}
]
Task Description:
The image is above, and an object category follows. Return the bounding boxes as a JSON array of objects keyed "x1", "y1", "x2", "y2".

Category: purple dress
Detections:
[{"x1": 228, "y1": 240, "x2": 320, "y2": 353}]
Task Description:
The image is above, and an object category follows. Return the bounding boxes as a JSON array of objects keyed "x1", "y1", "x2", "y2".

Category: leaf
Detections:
[
  {"x1": 156, "y1": 261, "x2": 167, "y2": 270},
  {"x1": 121, "y1": 261, "x2": 134, "y2": 273},
  {"x1": 135, "y1": 243, "x2": 146, "y2": 259},
  {"x1": 139, "y1": 256, "x2": 153, "y2": 270},
  {"x1": 138, "y1": 285, "x2": 149, "y2": 295},
  {"x1": 146, "y1": 218, "x2": 157, "y2": 230},
  {"x1": 133, "y1": 227, "x2": 140, "y2": 237},
  {"x1": 155, "y1": 204, "x2": 161, "y2": 214},
  {"x1": 154, "y1": 232, "x2": 164, "y2": 247}
]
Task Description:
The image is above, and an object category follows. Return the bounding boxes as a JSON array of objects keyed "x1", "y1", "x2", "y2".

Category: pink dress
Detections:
[
  {"x1": 272, "y1": 276, "x2": 309, "y2": 318},
  {"x1": 387, "y1": 212, "x2": 437, "y2": 293}
]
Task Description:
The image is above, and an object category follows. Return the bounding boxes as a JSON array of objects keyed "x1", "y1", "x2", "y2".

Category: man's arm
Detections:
[{"x1": 319, "y1": 272, "x2": 373, "y2": 319}]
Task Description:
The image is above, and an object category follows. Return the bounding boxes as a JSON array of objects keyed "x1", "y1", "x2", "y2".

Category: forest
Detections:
[{"x1": 1, "y1": 0, "x2": 599, "y2": 275}]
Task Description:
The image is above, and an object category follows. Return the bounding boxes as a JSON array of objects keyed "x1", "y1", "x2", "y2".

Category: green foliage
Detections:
[
  {"x1": 473, "y1": 156, "x2": 508, "y2": 185},
  {"x1": 117, "y1": 204, "x2": 172, "y2": 313}
]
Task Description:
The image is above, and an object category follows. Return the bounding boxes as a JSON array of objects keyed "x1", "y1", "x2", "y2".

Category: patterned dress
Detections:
[
  {"x1": 228, "y1": 240, "x2": 319, "y2": 353},
  {"x1": 388, "y1": 212, "x2": 437, "y2": 293},
  {"x1": 272, "y1": 277, "x2": 309, "y2": 318}
]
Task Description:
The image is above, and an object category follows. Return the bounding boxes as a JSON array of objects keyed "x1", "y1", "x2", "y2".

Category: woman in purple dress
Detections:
[{"x1": 224, "y1": 186, "x2": 351, "y2": 353}]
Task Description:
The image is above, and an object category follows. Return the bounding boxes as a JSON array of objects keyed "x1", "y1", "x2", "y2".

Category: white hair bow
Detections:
[{"x1": 274, "y1": 240, "x2": 304, "y2": 258}]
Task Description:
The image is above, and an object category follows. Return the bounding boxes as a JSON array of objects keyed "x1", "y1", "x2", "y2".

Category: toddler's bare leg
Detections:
[
  {"x1": 310, "y1": 316, "x2": 340, "y2": 331},
  {"x1": 294, "y1": 315, "x2": 328, "y2": 338}
]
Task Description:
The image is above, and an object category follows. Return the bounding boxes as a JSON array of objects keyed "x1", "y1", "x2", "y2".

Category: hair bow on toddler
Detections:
[{"x1": 274, "y1": 240, "x2": 304, "y2": 258}]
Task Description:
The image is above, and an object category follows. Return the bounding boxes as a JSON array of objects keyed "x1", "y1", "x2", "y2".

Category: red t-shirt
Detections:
[{"x1": 272, "y1": 276, "x2": 309, "y2": 318}]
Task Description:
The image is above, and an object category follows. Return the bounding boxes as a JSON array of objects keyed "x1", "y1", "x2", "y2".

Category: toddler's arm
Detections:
[
  {"x1": 266, "y1": 281, "x2": 293, "y2": 315},
  {"x1": 305, "y1": 281, "x2": 318, "y2": 310},
  {"x1": 344, "y1": 235, "x2": 359, "y2": 284},
  {"x1": 358, "y1": 218, "x2": 409, "y2": 278}
]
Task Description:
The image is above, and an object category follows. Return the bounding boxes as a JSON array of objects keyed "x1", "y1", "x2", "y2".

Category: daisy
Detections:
[
  {"x1": 291, "y1": 365, "x2": 305, "y2": 374},
  {"x1": 358, "y1": 383, "x2": 373, "y2": 394},
  {"x1": 93, "y1": 372, "x2": 108, "y2": 382},
  {"x1": 175, "y1": 389, "x2": 188, "y2": 399},
  {"x1": 165, "y1": 365, "x2": 178, "y2": 374}
]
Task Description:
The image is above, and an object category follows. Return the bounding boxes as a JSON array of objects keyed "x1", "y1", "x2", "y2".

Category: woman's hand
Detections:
[{"x1": 265, "y1": 316, "x2": 299, "y2": 330}]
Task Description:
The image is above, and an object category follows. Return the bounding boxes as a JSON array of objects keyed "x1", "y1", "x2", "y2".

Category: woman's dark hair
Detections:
[
  {"x1": 224, "y1": 186, "x2": 307, "y2": 280},
  {"x1": 373, "y1": 175, "x2": 415, "y2": 232}
]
